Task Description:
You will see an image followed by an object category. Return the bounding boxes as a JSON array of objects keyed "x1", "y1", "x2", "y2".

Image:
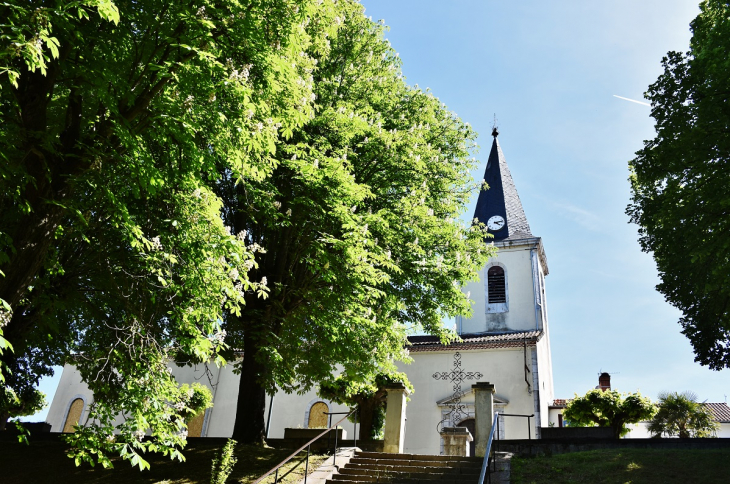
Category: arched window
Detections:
[
  {"x1": 485, "y1": 264, "x2": 508, "y2": 313},
  {"x1": 307, "y1": 402, "x2": 329, "y2": 428},
  {"x1": 487, "y1": 266, "x2": 506, "y2": 303},
  {"x1": 187, "y1": 409, "x2": 207, "y2": 437},
  {"x1": 63, "y1": 398, "x2": 85, "y2": 433}
]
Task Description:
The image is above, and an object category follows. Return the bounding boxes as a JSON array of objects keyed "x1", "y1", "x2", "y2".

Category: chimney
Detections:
[{"x1": 598, "y1": 372, "x2": 611, "y2": 391}]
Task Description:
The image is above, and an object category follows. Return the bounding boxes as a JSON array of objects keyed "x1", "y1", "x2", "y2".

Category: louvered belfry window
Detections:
[{"x1": 487, "y1": 266, "x2": 506, "y2": 303}]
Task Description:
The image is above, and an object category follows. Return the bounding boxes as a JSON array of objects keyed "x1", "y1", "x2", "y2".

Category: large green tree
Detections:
[
  {"x1": 563, "y1": 389, "x2": 656, "y2": 439},
  {"x1": 0, "y1": 0, "x2": 332, "y2": 468},
  {"x1": 218, "y1": 2, "x2": 493, "y2": 444},
  {"x1": 627, "y1": 0, "x2": 730, "y2": 369}
]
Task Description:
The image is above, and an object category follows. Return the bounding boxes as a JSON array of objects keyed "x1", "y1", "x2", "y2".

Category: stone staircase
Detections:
[{"x1": 324, "y1": 451, "x2": 508, "y2": 483}]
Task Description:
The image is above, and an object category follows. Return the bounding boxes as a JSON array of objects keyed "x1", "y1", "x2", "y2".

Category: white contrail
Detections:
[{"x1": 613, "y1": 95, "x2": 650, "y2": 106}]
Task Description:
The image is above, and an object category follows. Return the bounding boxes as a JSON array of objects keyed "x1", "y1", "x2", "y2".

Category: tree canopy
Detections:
[
  {"x1": 0, "y1": 0, "x2": 491, "y2": 466},
  {"x1": 219, "y1": 1, "x2": 493, "y2": 444},
  {"x1": 627, "y1": 0, "x2": 730, "y2": 370},
  {"x1": 648, "y1": 391, "x2": 718, "y2": 438},
  {"x1": 563, "y1": 389, "x2": 656, "y2": 439},
  {"x1": 1, "y1": 0, "x2": 330, "y2": 468}
]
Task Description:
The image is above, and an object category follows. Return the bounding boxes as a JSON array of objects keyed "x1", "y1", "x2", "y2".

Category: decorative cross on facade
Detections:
[{"x1": 433, "y1": 352, "x2": 483, "y2": 431}]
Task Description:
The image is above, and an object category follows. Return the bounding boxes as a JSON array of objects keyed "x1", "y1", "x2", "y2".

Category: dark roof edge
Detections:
[{"x1": 407, "y1": 330, "x2": 543, "y2": 349}]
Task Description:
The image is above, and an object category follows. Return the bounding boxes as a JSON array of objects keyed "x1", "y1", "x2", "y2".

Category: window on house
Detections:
[{"x1": 487, "y1": 266, "x2": 506, "y2": 303}]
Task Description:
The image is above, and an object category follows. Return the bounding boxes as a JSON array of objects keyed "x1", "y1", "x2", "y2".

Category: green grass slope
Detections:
[{"x1": 511, "y1": 448, "x2": 730, "y2": 483}]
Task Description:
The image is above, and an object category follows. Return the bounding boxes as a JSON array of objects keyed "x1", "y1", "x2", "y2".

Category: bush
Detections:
[
  {"x1": 563, "y1": 389, "x2": 655, "y2": 438},
  {"x1": 648, "y1": 391, "x2": 718, "y2": 438},
  {"x1": 210, "y1": 439, "x2": 237, "y2": 484}
]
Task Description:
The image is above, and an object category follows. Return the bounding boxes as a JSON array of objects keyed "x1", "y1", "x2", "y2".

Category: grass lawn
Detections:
[
  {"x1": 0, "y1": 438, "x2": 328, "y2": 484},
  {"x1": 511, "y1": 448, "x2": 730, "y2": 483}
]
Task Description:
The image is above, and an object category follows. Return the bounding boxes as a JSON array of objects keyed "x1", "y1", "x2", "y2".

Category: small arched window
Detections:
[
  {"x1": 63, "y1": 398, "x2": 85, "y2": 433},
  {"x1": 487, "y1": 266, "x2": 506, "y2": 303},
  {"x1": 187, "y1": 409, "x2": 207, "y2": 437},
  {"x1": 307, "y1": 402, "x2": 329, "y2": 428},
  {"x1": 485, "y1": 264, "x2": 508, "y2": 313}
]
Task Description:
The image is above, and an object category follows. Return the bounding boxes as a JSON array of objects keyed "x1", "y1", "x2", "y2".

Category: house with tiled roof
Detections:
[
  {"x1": 546, "y1": 373, "x2": 730, "y2": 438},
  {"x1": 705, "y1": 402, "x2": 730, "y2": 424},
  {"x1": 47, "y1": 130, "x2": 557, "y2": 455},
  {"x1": 623, "y1": 401, "x2": 730, "y2": 438}
]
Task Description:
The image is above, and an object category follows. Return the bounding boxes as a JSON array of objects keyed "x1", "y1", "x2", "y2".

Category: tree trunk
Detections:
[
  {"x1": 0, "y1": 411, "x2": 10, "y2": 431},
  {"x1": 356, "y1": 398, "x2": 378, "y2": 441},
  {"x1": 355, "y1": 394, "x2": 388, "y2": 441},
  {"x1": 231, "y1": 332, "x2": 267, "y2": 444}
]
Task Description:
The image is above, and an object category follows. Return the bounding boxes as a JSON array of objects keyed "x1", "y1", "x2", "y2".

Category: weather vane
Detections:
[{"x1": 492, "y1": 114, "x2": 499, "y2": 137}]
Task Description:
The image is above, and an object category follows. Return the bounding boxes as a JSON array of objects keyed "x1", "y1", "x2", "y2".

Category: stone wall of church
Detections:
[
  {"x1": 400, "y1": 347, "x2": 539, "y2": 455},
  {"x1": 47, "y1": 364, "x2": 92, "y2": 433},
  {"x1": 46, "y1": 362, "x2": 362, "y2": 440},
  {"x1": 460, "y1": 244, "x2": 540, "y2": 334}
]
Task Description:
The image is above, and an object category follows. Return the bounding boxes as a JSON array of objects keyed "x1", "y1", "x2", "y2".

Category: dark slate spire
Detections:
[{"x1": 473, "y1": 129, "x2": 532, "y2": 241}]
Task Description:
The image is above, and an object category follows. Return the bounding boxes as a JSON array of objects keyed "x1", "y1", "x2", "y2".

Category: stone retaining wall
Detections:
[{"x1": 496, "y1": 437, "x2": 730, "y2": 457}]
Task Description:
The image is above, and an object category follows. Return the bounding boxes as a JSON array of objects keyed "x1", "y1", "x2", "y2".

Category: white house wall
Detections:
[{"x1": 624, "y1": 421, "x2": 730, "y2": 439}]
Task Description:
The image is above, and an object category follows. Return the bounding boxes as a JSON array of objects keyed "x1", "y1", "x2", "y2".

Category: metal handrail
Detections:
[
  {"x1": 323, "y1": 410, "x2": 358, "y2": 468},
  {"x1": 253, "y1": 407, "x2": 357, "y2": 484},
  {"x1": 496, "y1": 413, "x2": 535, "y2": 442},
  {"x1": 478, "y1": 411, "x2": 500, "y2": 484}
]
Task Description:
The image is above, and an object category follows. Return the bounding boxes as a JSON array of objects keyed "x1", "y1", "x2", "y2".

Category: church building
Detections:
[{"x1": 46, "y1": 129, "x2": 555, "y2": 455}]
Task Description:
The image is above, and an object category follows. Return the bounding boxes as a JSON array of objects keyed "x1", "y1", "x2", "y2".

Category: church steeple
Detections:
[{"x1": 473, "y1": 130, "x2": 532, "y2": 241}]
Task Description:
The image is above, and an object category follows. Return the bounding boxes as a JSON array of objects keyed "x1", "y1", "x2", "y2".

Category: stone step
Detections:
[
  {"x1": 341, "y1": 463, "x2": 480, "y2": 475},
  {"x1": 355, "y1": 451, "x2": 481, "y2": 463},
  {"x1": 322, "y1": 451, "x2": 498, "y2": 484},
  {"x1": 337, "y1": 466, "x2": 480, "y2": 477},
  {"x1": 347, "y1": 458, "x2": 482, "y2": 469},
  {"x1": 329, "y1": 475, "x2": 479, "y2": 484},
  {"x1": 330, "y1": 469, "x2": 479, "y2": 482}
]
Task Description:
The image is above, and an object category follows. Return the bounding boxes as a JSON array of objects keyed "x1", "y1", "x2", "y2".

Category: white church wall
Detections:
[
  {"x1": 47, "y1": 364, "x2": 93, "y2": 432},
  {"x1": 535, "y1": 337, "x2": 555, "y2": 429},
  {"x1": 46, "y1": 362, "x2": 361, "y2": 439},
  {"x1": 460, "y1": 245, "x2": 539, "y2": 334},
  {"x1": 264, "y1": 388, "x2": 359, "y2": 440},
  {"x1": 401, "y1": 347, "x2": 538, "y2": 454},
  {"x1": 204, "y1": 363, "x2": 239, "y2": 437}
]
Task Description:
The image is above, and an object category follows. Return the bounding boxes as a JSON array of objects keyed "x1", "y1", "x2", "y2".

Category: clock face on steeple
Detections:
[{"x1": 487, "y1": 215, "x2": 505, "y2": 231}]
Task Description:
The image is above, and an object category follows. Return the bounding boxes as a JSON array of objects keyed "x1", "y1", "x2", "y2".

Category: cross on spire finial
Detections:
[{"x1": 492, "y1": 114, "x2": 499, "y2": 138}]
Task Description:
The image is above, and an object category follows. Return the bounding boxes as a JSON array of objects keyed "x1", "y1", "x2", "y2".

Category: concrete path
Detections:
[
  {"x1": 295, "y1": 447, "x2": 359, "y2": 484},
  {"x1": 490, "y1": 452, "x2": 514, "y2": 483}
]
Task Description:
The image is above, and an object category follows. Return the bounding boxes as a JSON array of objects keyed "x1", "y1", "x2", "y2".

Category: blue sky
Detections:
[
  {"x1": 25, "y1": 0, "x2": 728, "y2": 423},
  {"x1": 358, "y1": 0, "x2": 729, "y2": 403}
]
